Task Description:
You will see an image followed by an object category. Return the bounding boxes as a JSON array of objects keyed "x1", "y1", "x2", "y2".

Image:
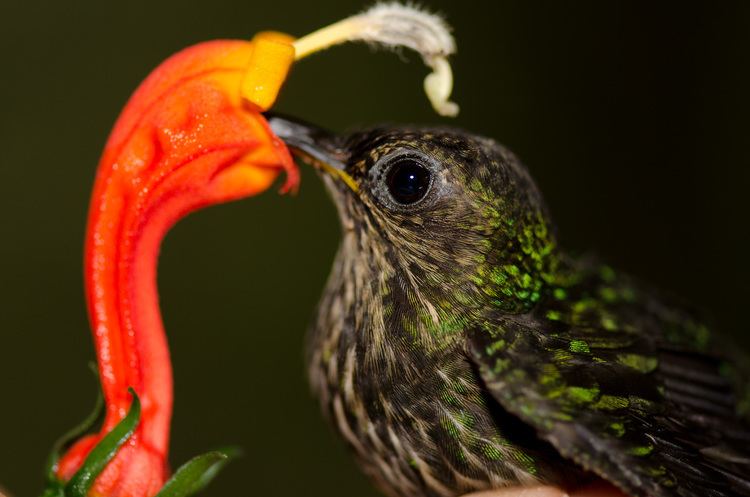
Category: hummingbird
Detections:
[{"x1": 268, "y1": 116, "x2": 750, "y2": 497}]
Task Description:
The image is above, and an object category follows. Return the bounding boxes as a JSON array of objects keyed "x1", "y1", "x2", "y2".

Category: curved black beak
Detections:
[
  {"x1": 266, "y1": 113, "x2": 346, "y2": 171},
  {"x1": 266, "y1": 113, "x2": 358, "y2": 191}
]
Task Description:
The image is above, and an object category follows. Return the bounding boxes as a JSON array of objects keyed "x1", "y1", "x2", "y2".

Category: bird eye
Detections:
[{"x1": 385, "y1": 159, "x2": 431, "y2": 205}]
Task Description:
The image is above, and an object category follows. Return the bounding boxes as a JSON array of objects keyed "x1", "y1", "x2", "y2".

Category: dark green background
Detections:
[{"x1": 1, "y1": 1, "x2": 749, "y2": 496}]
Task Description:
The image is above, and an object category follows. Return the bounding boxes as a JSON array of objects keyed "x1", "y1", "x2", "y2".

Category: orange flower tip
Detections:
[{"x1": 241, "y1": 32, "x2": 296, "y2": 112}]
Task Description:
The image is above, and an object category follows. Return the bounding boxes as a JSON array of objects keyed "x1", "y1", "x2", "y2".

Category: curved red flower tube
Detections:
[{"x1": 49, "y1": 34, "x2": 298, "y2": 497}]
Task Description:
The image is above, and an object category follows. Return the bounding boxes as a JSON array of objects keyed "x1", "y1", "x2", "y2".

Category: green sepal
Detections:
[
  {"x1": 44, "y1": 363, "x2": 105, "y2": 482},
  {"x1": 154, "y1": 447, "x2": 241, "y2": 497},
  {"x1": 64, "y1": 387, "x2": 141, "y2": 497}
]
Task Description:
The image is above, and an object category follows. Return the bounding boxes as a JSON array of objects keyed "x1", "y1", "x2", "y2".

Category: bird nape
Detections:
[{"x1": 268, "y1": 115, "x2": 750, "y2": 497}]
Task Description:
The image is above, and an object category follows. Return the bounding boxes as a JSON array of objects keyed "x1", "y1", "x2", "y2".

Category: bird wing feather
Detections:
[{"x1": 467, "y1": 260, "x2": 750, "y2": 497}]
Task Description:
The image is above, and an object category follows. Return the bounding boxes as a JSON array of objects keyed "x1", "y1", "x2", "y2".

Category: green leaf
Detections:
[
  {"x1": 154, "y1": 448, "x2": 241, "y2": 497},
  {"x1": 44, "y1": 363, "x2": 105, "y2": 482},
  {"x1": 64, "y1": 388, "x2": 141, "y2": 497}
]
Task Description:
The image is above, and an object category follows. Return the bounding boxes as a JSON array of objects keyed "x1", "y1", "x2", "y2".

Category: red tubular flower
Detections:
[{"x1": 48, "y1": 34, "x2": 299, "y2": 497}]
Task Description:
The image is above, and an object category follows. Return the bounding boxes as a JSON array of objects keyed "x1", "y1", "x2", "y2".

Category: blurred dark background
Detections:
[{"x1": 1, "y1": 1, "x2": 749, "y2": 496}]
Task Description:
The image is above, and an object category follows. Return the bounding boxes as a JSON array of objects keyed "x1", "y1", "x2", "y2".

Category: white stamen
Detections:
[{"x1": 292, "y1": 2, "x2": 459, "y2": 117}]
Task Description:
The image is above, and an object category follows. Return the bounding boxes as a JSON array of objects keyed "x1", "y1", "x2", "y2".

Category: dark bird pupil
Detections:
[{"x1": 386, "y1": 159, "x2": 430, "y2": 204}]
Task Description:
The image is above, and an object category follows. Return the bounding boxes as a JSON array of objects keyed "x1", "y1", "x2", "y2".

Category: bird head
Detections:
[{"x1": 270, "y1": 116, "x2": 560, "y2": 315}]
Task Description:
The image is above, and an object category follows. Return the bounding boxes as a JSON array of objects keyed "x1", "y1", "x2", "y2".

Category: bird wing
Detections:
[{"x1": 466, "y1": 261, "x2": 750, "y2": 497}]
